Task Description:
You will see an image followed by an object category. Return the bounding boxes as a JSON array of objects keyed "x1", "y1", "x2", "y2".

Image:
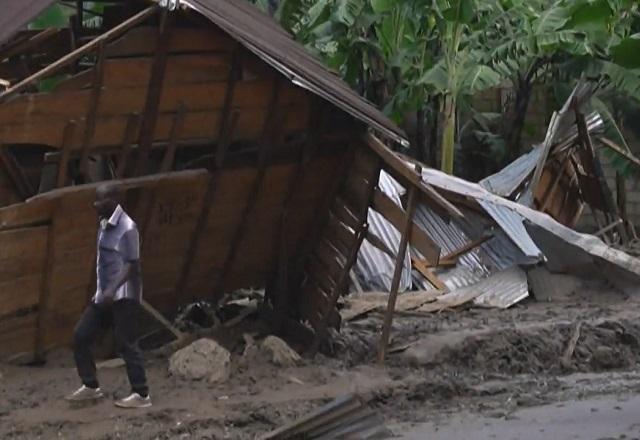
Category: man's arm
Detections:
[{"x1": 102, "y1": 228, "x2": 140, "y2": 301}]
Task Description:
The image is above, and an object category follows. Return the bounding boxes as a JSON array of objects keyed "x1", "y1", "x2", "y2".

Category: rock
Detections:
[
  {"x1": 260, "y1": 336, "x2": 301, "y2": 367},
  {"x1": 169, "y1": 338, "x2": 231, "y2": 383},
  {"x1": 592, "y1": 346, "x2": 622, "y2": 369}
]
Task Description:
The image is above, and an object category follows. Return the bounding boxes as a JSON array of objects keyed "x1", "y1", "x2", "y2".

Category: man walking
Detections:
[{"x1": 66, "y1": 184, "x2": 151, "y2": 408}]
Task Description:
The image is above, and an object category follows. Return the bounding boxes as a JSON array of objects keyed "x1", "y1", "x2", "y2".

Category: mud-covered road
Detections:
[{"x1": 1, "y1": 281, "x2": 640, "y2": 439}]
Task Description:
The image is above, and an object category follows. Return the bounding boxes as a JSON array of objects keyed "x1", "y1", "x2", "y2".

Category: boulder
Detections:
[
  {"x1": 169, "y1": 338, "x2": 231, "y2": 383},
  {"x1": 261, "y1": 336, "x2": 301, "y2": 367}
]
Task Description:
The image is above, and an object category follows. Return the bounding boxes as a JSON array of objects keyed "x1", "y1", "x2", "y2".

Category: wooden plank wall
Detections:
[
  {"x1": 0, "y1": 151, "x2": 346, "y2": 356},
  {"x1": 0, "y1": 25, "x2": 309, "y2": 152}
]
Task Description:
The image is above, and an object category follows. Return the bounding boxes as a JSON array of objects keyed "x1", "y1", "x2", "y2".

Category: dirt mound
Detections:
[{"x1": 435, "y1": 320, "x2": 640, "y2": 375}]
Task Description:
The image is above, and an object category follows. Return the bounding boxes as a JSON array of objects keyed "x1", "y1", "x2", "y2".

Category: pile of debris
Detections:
[{"x1": 348, "y1": 83, "x2": 640, "y2": 324}]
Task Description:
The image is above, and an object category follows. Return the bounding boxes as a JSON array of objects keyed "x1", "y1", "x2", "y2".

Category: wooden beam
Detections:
[
  {"x1": 372, "y1": 188, "x2": 440, "y2": 264},
  {"x1": 378, "y1": 186, "x2": 418, "y2": 363},
  {"x1": 214, "y1": 80, "x2": 283, "y2": 298},
  {"x1": 56, "y1": 120, "x2": 78, "y2": 188},
  {"x1": 441, "y1": 234, "x2": 493, "y2": 261},
  {"x1": 412, "y1": 256, "x2": 447, "y2": 291},
  {"x1": 79, "y1": 41, "x2": 107, "y2": 181},
  {"x1": 159, "y1": 103, "x2": 187, "y2": 172},
  {"x1": 34, "y1": 209, "x2": 58, "y2": 360},
  {"x1": 135, "y1": 10, "x2": 174, "y2": 176},
  {"x1": 115, "y1": 113, "x2": 141, "y2": 179},
  {"x1": 539, "y1": 155, "x2": 569, "y2": 213},
  {"x1": 271, "y1": 97, "x2": 325, "y2": 319},
  {"x1": 574, "y1": 105, "x2": 628, "y2": 243},
  {"x1": 141, "y1": 299, "x2": 184, "y2": 341},
  {"x1": 173, "y1": 49, "x2": 242, "y2": 308},
  {"x1": 365, "y1": 228, "x2": 395, "y2": 259},
  {"x1": 364, "y1": 133, "x2": 463, "y2": 219},
  {"x1": 0, "y1": 146, "x2": 34, "y2": 199},
  {"x1": 312, "y1": 226, "x2": 368, "y2": 351},
  {"x1": 0, "y1": 6, "x2": 158, "y2": 104}
]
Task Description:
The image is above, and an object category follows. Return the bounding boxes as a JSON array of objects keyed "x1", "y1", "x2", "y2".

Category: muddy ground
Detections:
[{"x1": 2, "y1": 278, "x2": 640, "y2": 439}]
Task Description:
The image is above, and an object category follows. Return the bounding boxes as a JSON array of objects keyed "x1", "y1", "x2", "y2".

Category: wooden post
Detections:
[
  {"x1": 213, "y1": 80, "x2": 283, "y2": 299},
  {"x1": 34, "y1": 207, "x2": 59, "y2": 361},
  {"x1": 311, "y1": 226, "x2": 368, "y2": 352},
  {"x1": 616, "y1": 172, "x2": 635, "y2": 240},
  {"x1": 173, "y1": 50, "x2": 242, "y2": 308},
  {"x1": 159, "y1": 103, "x2": 187, "y2": 173},
  {"x1": 115, "y1": 113, "x2": 141, "y2": 179},
  {"x1": 0, "y1": 6, "x2": 158, "y2": 104},
  {"x1": 56, "y1": 121, "x2": 78, "y2": 188},
  {"x1": 574, "y1": 106, "x2": 628, "y2": 243},
  {"x1": 135, "y1": 10, "x2": 174, "y2": 176},
  {"x1": 270, "y1": 98, "x2": 324, "y2": 320},
  {"x1": 378, "y1": 186, "x2": 418, "y2": 364},
  {"x1": 79, "y1": 41, "x2": 106, "y2": 182}
]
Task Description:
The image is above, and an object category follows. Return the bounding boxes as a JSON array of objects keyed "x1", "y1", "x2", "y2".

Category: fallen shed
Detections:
[{"x1": 0, "y1": 0, "x2": 421, "y2": 358}]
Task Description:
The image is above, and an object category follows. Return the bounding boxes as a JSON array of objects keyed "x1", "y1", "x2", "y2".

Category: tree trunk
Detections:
[
  {"x1": 441, "y1": 94, "x2": 456, "y2": 174},
  {"x1": 427, "y1": 96, "x2": 439, "y2": 168},
  {"x1": 502, "y1": 78, "x2": 533, "y2": 161}
]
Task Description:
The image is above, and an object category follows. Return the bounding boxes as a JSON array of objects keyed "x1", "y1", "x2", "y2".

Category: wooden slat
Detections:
[
  {"x1": 79, "y1": 41, "x2": 106, "y2": 181},
  {"x1": 364, "y1": 133, "x2": 463, "y2": 219},
  {"x1": 412, "y1": 256, "x2": 447, "y2": 291},
  {"x1": 159, "y1": 104, "x2": 187, "y2": 172},
  {"x1": 372, "y1": 188, "x2": 440, "y2": 264},
  {"x1": 34, "y1": 212, "x2": 56, "y2": 360},
  {"x1": 213, "y1": 79, "x2": 283, "y2": 298},
  {"x1": 59, "y1": 54, "x2": 233, "y2": 90},
  {"x1": 56, "y1": 121, "x2": 78, "y2": 188},
  {"x1": 331, "y1": 197, "x2": 361, "y2": 231},
  {"x1": 115, "y1": 113, "x2": 141, "y2": 178},
  {"x1": 441, "y1": 234, "x2": 493, "y2": 261},
  {"x1": 0, "y1": 79, "x2": 307, "y2": 126},
  {"x1": 105, "y1": 26, "x2": 234, "y2": 58},
  {"x1": 378, "y1": 187, "x2": 418, "y2": 363},
  {"x1": 0, "y1": 6, "x2": 159, "y2": 104},
  {"x1": 0, "y1": 105, "x2": 309, "y2": 151},
  {"x1": 136, "y1": 10, "x2": 174, "y2": 176}
]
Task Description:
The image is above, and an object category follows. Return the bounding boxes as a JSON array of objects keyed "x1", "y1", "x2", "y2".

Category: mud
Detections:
[{"x1": 1, "y1": 289, "x2": 640, "y2": 439}]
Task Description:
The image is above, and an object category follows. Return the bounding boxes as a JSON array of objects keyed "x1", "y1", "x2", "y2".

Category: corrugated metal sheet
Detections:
[
  {"x1": 480, "y1": 146, "x2": 542, "y2": 197},
  {"x1": 184, "y1": 0, "x2": 408, "y2": 146},
  {"x1": 477, "y1": 199, "x2": 544, "y2": 261},
  {"x1": 421, "y1": 168, "x2": 544, "y2": 261},
  {"x1": 420, "y1": 166, "x2": 640, "y2": 290},
  {"x1": 355, "y1": 172, "x2": 412, "y2": 292},
  {"x1": 480, "y1": 112, "x2": 604, "y2": 201},
  {"x1": 1, "y1": 0, "x2": 407, "y2": 147},
  {"x1": 417, "y1": 266, "x2": 529, "y2": 311},
  {"x1": 472, "y1": 266, "x2": 529, "y2": 309}
]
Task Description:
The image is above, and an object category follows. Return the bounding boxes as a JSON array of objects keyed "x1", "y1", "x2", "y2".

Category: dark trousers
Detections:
[{"x1": 73, "y1": 299, "x2": 149, "y2": 396}]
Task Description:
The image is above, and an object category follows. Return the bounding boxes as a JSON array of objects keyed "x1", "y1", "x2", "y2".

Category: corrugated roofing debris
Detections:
[
  {"x1": 417, "y1": 266, "x2": 528, "y2": 312},
  {"x1": 480, "y1": 112, "x2": 604, "y2": 202},
  {"x1": 355, "y1": 172, "x2": 412, "y2": 292},
  {"x1": 260, "y1": 394, "x2": 390, "y2": 440}
]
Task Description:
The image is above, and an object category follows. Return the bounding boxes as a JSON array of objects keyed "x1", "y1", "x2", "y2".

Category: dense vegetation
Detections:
[{"x1": 253, "y1": 0, "x2": 640, "y2": 178}]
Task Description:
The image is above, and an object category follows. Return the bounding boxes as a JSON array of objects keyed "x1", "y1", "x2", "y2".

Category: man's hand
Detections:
[{"x1": 101, "y1": 287, "x2": 116, "y2": 305}]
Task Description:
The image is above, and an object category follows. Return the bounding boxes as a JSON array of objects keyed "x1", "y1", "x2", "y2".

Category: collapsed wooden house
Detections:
[{"x1": 0, "y1": 0, "x2": 461, "y2": 361}]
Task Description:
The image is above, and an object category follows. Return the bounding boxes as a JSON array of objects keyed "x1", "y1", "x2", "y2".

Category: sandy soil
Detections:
[{"x1": 2, "y1": 281, "x2": 640, "y2": 439}]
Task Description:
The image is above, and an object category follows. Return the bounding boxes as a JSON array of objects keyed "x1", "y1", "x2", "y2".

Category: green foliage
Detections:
[{"x1": 251, "y1": 0, "x2": 640, "y2": 175}]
